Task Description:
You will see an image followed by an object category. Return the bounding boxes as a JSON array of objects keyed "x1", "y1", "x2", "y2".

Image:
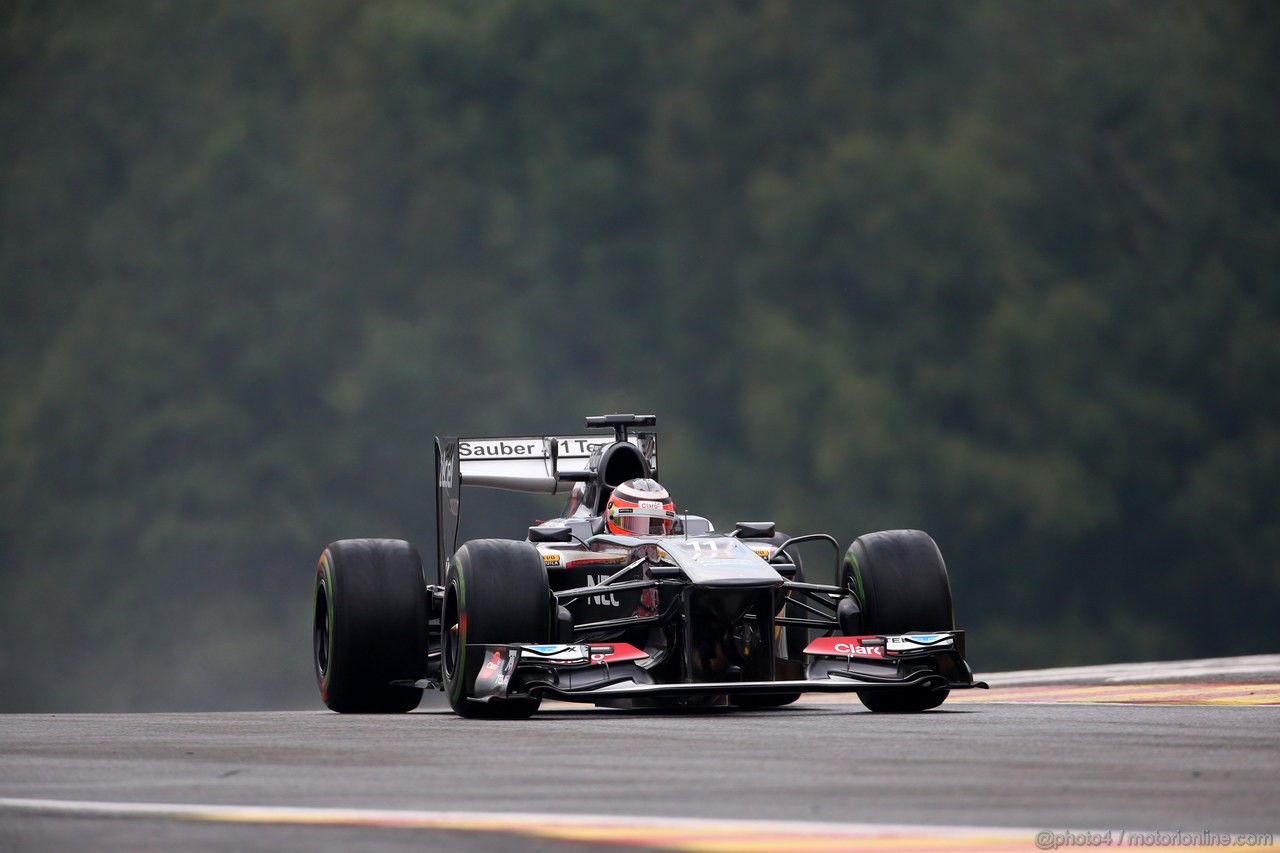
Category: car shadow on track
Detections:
[{"x1": 411, "y1": 704, "x2": 980, "y2": 718}]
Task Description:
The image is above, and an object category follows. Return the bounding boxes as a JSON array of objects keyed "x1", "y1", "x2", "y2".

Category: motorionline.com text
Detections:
[{"x1": 1035, "y1": 830, "x2": 1275, "y2": 849}]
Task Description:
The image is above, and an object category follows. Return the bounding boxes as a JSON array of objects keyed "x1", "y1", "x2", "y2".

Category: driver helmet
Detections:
[{"x1": 605, "y1": 478, "x2": 676, "y2": 536}]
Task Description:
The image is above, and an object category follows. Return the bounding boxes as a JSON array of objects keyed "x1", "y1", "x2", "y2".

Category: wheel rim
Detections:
[
  {"x1": 442, "y1": 584, "x2": 460, "y2": 683},
  {"x1": 314, "y1": 580, "x2": 330, "y2": 678}
]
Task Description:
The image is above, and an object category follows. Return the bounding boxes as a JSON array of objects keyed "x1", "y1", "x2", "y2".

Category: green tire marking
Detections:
[
  {"x1": 447, "y1": 552, "x2": 467, "y2": 705},
  {"x1": 315, "y1": 550, "x2": 337, "y2": 700},
  {"x1": 843, "y1": 545, "x2": 867, "y2": 609}
]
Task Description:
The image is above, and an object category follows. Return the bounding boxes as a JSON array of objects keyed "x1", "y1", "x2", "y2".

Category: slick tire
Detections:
[
  {"x1": 841, "y1": 529, "x2": 954, "y2": 713},
  {"x1": 442, "y1": 539, "x2": 554, "y2": 719},
  {"x1": 314, "y1": 538, "x2": 431, "y2": 713}
]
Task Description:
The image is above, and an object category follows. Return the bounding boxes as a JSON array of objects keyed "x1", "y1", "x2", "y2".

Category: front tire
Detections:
[
  {"x1": 842, "y1": 529, "x2": 954, "y2": 713},
  {"x1": 313, "y1": 538, "x2": 430, "y2": 713},
  {"x1": 442, "y1": 539, "x2": 554, "y2": 718}
]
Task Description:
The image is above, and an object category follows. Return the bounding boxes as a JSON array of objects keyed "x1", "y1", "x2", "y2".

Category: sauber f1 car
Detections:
[{"x1": 312, "y1": 414, "x2": 986, "y2": 717}]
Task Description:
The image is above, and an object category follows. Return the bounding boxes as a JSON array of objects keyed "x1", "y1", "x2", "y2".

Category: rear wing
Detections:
[{"x1": 434, "y1": 416, "x2": 659, "y2": 584}]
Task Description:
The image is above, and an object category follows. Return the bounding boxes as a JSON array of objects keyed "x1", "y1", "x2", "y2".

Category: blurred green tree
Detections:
[{"x1": 1, "y1": 0, "x2": 1276, "y2": 710}]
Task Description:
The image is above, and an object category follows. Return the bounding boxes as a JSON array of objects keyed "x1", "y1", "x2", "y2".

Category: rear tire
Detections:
[
  {"x1": 442, "y1": 539, "x2": 554, "y2": 718},
  {"x1": 313, "y1": 539, "x2": 430, "y2": 713},
  {"x1": 841, "y1": 529, "x2": 954, "y2": 713}
]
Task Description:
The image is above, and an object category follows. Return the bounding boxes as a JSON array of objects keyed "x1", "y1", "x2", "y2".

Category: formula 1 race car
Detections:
[{"x1": 312, "y1": 414, "x2": 985, "y2": 717}]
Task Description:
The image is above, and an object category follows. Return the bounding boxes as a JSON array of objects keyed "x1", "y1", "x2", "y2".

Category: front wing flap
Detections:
[{"x1": 465, "y1": 632, "x2": 987, "y2": 704}]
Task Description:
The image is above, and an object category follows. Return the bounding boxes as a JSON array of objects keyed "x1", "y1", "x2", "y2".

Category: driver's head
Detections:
[{"x1": 605, "y1": 478, "x2": 676, "y2": 535}]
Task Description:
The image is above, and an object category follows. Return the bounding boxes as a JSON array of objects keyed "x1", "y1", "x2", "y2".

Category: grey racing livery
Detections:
[{"x1": 312, "y1": 414, "x2": 986, "y2": 717}]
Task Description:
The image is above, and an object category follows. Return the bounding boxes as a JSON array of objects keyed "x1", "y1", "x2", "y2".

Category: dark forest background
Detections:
[{"x1": 2, "y1": 1, "x2": 1277, "y2": 711}]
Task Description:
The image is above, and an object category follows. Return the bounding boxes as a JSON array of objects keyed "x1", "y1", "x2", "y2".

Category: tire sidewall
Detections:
[
  {"x1": 314, "y1": 549, "x2": 338, "y2": 704},
  {"x1": 443, "y1": 554, "x2": 470, "y2": 710}
]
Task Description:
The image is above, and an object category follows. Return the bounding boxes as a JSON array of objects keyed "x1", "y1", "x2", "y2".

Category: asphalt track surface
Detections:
[{"x1": 2, "y1": 660, "x2": 1278, "y2": 852}]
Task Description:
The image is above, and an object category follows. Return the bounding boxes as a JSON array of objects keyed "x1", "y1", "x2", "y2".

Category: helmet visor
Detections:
[{"x1": 612, "y1": 503, "x2": 674, "y2": 535}]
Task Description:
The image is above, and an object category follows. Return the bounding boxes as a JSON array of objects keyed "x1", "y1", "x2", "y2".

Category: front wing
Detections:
[{"x1": 462, "y1": 631, "x2": 987, "y2": 705}]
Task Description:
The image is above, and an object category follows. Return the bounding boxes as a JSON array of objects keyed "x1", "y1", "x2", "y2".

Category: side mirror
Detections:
[
  {"x1": 733, "y1": 521, "x2": 777, "y2": 539},
  {"x1": 529, "y1": 525, "x2": 573, "y2": 544}
]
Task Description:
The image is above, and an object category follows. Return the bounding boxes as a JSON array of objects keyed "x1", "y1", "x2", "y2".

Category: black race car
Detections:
[{"x1": 312, "y1": 414, "x2": 985, "y2": 717}]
